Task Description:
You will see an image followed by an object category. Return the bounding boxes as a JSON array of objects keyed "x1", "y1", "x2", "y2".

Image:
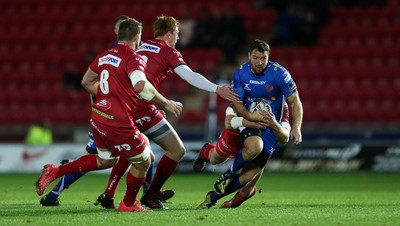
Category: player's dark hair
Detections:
[
  {"x1": 114, "y1": 15, "x2": 130, "y2": 26},
  {"x1": 118, "y1": 18, "x2": 142, "y2": 41},
  {"x1": 249, "y1": 39, "x2": 270, "y2": 54},
  {"x1": 153, "y1": 15, "x2": 179, "y2": 38}
]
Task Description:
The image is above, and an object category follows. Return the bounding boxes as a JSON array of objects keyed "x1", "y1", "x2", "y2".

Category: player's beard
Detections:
[{"x1": 252, "y1": 65, "x2": 265, "y2": 75}]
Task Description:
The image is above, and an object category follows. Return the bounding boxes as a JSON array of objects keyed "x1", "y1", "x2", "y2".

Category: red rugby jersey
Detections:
[
  {"x1": 89, "y1": 43, "x2": 146, "y2": 127},
  {"x1": 135, "y1": 39, "x2": 186, "y2": 111}
]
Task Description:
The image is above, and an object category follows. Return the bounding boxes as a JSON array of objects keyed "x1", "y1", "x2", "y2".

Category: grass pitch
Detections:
[{"x1": 0, "y1": 172, "x2": 399, "y2": 226}]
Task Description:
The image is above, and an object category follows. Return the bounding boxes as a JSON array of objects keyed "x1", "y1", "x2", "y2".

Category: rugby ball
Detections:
[{"x1": 249, "y1": 98, "x2": 272, "y2": 113}]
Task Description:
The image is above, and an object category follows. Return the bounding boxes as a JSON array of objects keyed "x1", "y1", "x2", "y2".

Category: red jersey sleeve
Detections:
[
  {"x1": 166, "y1": 48, "x2": 186, "y2": 69},
  {"x1": 89, "y1": 54, "x2": 101, "y2": 74},
  {"x1": 126, "y1": 53, "x2": 147, "y2": 75}
]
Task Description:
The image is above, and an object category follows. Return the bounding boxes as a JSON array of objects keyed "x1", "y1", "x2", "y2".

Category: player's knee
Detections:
[
  {"x1": 243, "y1": 138, "x2": 263, "y2": 159},
  {"x1": 165, "y1": 144, "x2": 185, "y2": 160},
  {"x1": 129, "y1": 157, "x2": 151, "y2": 175},
  {"x1": 175, "y1": 145, "x2": 186, "y2": 159},
  {"x1": 138, "y1": 157, "x2": 151, "y2": 172}
]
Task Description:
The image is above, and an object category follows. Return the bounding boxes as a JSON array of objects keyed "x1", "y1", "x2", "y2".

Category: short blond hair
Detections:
[{"x1": 153, "y1": 15, "x2": 179, "y2": 38}]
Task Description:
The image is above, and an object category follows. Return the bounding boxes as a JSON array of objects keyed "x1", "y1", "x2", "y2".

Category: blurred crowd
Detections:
[
  {"x1": 63, "y1": 0, "x2": 387, "y2": 89},
  {"x1": 177, "y1": 0, "x2": 386, "y2": 64},
  {"x1": 177, "y1": 6, "x2": 246, "y2": 65}
]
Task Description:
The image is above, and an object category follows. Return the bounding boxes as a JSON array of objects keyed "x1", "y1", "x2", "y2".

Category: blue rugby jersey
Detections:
[{"x1": 232, "y1": 60, "x2": 297, "y2": 154}]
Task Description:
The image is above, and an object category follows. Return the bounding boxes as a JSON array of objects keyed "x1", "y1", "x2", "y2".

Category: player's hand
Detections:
[
  {"x1": 164, "y1": 100, "x2": 183, "y2": 117},
  {"x1": 290, "y1": 127, "x2": 302, "y2": 145},
  {"x1": 249, "y1": 111, "x2": 268, "y2": 122},
  {"x1": 245, "y1": 120, "x2": 268, "y2": 129},
  {"x1": 261, "y1": 111, "x2": 277, "y2": 125},
  {"x1": 216, "y1": 85, "x2": 239, "y2": 103},
  {"x1": 256, "y1": 110, "x2": 279, "y2": 129}
]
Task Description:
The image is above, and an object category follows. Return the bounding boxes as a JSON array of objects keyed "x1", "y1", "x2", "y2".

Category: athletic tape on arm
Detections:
[
  {"x1": 230, "y1": 116, "x2": 244, "y2": 129},
  {"x1": 225, "y1": 106, "x2": 237, "y2": 116},
  {"x1": 281, "y1": 122, "x2": 291, "y2": 132},
  {"x1": 129, "y1": 70, "x2": 156, "y2": 101}
]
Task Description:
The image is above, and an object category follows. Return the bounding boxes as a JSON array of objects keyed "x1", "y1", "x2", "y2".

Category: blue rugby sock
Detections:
[
  {"x1": 143, "y1": 162, "x2": 154, "y2": 194},
  {"x1": 210, "y1": 175, "x2": 244, "y2": 203},
  {"x1": 210, "y1": 191, "x2": 222, "y2": 203},
  {"x1": 227, "y1": 150, "x2": 246, "y2": 175},
  {"x1": 223, "y1": 175, "x2": 244, "y2": 196},
  {"x1": 46, "y1": 172, "x2": 85, "y2": 202}
]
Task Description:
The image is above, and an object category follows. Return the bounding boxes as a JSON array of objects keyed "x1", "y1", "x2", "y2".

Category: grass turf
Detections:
[{"x1": 0, "y1": 172, "x2": 399, "y2": 226}]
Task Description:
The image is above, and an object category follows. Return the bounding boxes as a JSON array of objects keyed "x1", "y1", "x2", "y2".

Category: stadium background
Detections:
[{"x1": 0, "y1": 0, "x2": 399, "y2": 172}]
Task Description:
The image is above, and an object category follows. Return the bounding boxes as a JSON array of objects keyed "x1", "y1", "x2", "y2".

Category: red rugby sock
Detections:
[
  {"x1": 56, "y1": 154, "x2": 98, "y2": 177},
  {"x1": 123, "y1": 173, "x2": 145, "y2": 206},
  {"x1": 148, "y1": 155, "x2": 178, "y2": 198},
  {"x1": 105, "y1": 157, "x2": 131, "y2": 198},
  {"x1": 200, "y1": 143, "x2": 215, "y2": 160}
]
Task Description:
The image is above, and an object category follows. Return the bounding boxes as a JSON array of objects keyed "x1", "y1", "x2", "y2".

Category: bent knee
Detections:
[
  {"x1": 243, "y1": 138, "x2": 263, "y2": 157},
  {"x1": 175, "y1": 145, "x2": 186, "y2": 158},
  {"x1": 164, "y1": 145, "x2": 185, "y2": 160}
]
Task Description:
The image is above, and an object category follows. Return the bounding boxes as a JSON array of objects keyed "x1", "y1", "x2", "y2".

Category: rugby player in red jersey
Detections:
[{"x1": 35, "y1": 18, "x2": 182, "y2": 212}]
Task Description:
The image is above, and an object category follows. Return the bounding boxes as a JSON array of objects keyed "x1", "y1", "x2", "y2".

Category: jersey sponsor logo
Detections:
[
  {"x1": 92, "y1": 107, "x2": 115, "y2": 120},
  {"x1": 282, "y1": 71, "x2": 292, "y2": 83},
  {"x1": 96, "y1": 99, "x2": 112, "y2": 110},
  {"x1": 137, "y1": 43, "x2": 161, "y2": 53},
  {"x1": 98, "y1": 54, "x2": 121, "y2": 67},
  {"x1": 249, "y1": 80, "x2": 267, "y2": 85}
]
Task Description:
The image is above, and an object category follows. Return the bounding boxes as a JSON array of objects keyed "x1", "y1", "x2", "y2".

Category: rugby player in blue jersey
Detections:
[{"x1": 198, "y1": 39, "x2": 303, "y2": 208}]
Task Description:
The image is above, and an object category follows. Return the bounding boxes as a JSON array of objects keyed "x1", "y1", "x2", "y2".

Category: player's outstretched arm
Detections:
[
  {"x1": 174, "y1": 65, "x2": 238, "y2": 102},
  {"x1": 216, "y1": 85, "x2": 239, "y2": 103}
]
